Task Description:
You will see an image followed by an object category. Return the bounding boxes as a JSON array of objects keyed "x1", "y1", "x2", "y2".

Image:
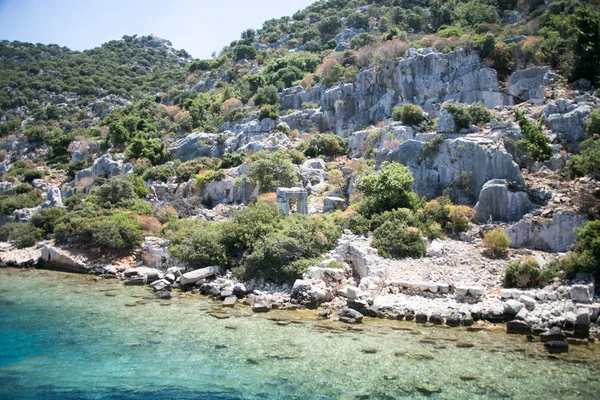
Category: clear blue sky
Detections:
[{"x1": 0, "y1": 0, "x2": 316, "y2": 58}]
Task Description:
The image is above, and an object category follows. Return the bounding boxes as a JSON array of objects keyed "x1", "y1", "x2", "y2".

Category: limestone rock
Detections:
[
  {"x1": 39, "y1": 243, "x2": 89, "y2": 273},
  {"x1": 141, "y1": 237, "x2": 177, "y2": 270},
  {"x1": 377, "y1": 137, "x2": 524, "y2": 205},
  {"x1": 42, "y1": 187, "x2": 63, "y2": 208},
  {"x1": 180, "y1": 266, "x2": 219, "y2": 286},
  {"x1": 543, "y1": 99, "x2": 592, "y2": 151},
  {"x1": 323, "y1": 197, "x2": 346, "y2": 213},
  {"x1": 544, "y1": 341, "x2": 569, "y2": 354},
  {"x1": 507, "y1": 67, "x2": 555, "y2": 102},
  {"x1": 507, "y1": 210, "x2": 585, "y2": 252},
  {"x1": 339, "y1": 308, "x2": 364, "y2": 323},
  {"x1": 168, "y1": 132, "x2": 222, "y2": 161},
  {"x1": 474, "y1": 179, "x2": 533, "y2": 223},
  {"x1": 507, "y1": 320, "x2": 532, "y2": 335},
  {"x1": 570, "y1": 285, "x2": 591, "y2": 303}
]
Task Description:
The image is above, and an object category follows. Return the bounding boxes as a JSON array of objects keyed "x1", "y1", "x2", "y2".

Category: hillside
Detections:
[{"x1": 0, "y1": 0, "x2": 599, "y2": 336}]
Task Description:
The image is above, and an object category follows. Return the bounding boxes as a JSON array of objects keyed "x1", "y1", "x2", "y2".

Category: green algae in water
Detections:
[{"x1": 1, "y1": 268, "x2": 599, "y2": 399}]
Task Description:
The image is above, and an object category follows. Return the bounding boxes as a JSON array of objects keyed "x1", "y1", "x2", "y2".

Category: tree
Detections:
[
  {"x1": 248, "y1": 150, "x2": 298, "y2": 193},
  {"x1": 572, "y1": 7, "x2": 600, "y2": 84},
  {"x1": 355, "y1": 161, "x2": 417, "y2": 216}
]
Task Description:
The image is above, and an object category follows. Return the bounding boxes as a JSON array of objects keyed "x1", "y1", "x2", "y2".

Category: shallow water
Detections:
[{"x1": 0, "y1": 268, "x2": 599, "y2": 400}]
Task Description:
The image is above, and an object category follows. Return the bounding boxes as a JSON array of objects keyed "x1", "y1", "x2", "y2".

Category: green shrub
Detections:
[
  {"x1": 0, "y1": 223, "x2": 42, "y2": 248},
  {"x1": 55, "y1": 210, "x2": 142, "y2": 251},
  {"x1": 468, "y1": 102, "x2": 494, "y2": 125},
  {"x1": 503, "y1": 258, "x2": 544, "y2": 288},
  {"x1": 302, "y1": 134, "x2": 346, "y2": 158},
  {"x1": 0, "y1": 190, "x2": 43, "y2": 215},
  {"x1": 94, "y1": 175, "x2": 139, "y2": 206},
  {"x1": 254, "y1": 85, "x2": 279, "y2": 106},
  {"x1": 372, "y1": 222, "x2": 425, "y2": 259},
  {"x1": 339, "y1": 211, "x2": 370, "y2": 235},
  {"x1": 14, "y1": 183, "x2": 33, "y2": 194},
  {"x1": 443, "y1": 103, "x2": 472, "y2": 131},
  {"x1": 194, "y1": 169, "x2": 225, "y2": 189},
  {"x1": 154, "y1": 204, "x2": 178, "y2": 224},
  {"x1": 483, "y1": 228, "x2": 511, "y2": 256},
  {"x1": 23, "y1": 169, "x2": 43, "y2": 183},
  {"x1": 355, "y1": 161, "x2": 418, "y2": 216},
  {"x1": 259, "y1": 104, "x2": 279, "y2": 120},
  {"x1": 585, "y1": 109, "x2": 600, "y2": 136},
  {"x1": 126, "y1": 137, "x2": 167, "y2": 166},
  {"x1": 553, "y1": 220, "x2": 600, "y2": 280},
  {"x1": 514, "y1": 109, "x2": 552, "y2": 162},
  {"x1": 164, "y1": 219, "x2": 228, "y2": 269},
  {"x1": 225, "y1": 201, "x2": 284, "y2": 253},
  {"x1": 421, "y1": 134, "x2": 446, "y2": 160},
  {"x1": 572, "y1": 138, "x2": 600, "y2": 180},
  {"x1": 221, "y1": 153, "x2": 245, "y2": 169},
  {"x1": 392, "y1": 104, "x2": 425, "y2": 126},
  {"x1": 370, "y1": 208, "x2": 421, "y2": 231},
  {"x1": 142, "y1": 164, "x2": 175, "y2": 183},
  {"x1": 30, "y1": 207, "x2": 67, "y2": 235},
  {"x1": 248, "y1": 150, "x2": 298, "y2": 193},
  {"x1": 446, "y1": 205, "x2": 473, "y2": 234}
]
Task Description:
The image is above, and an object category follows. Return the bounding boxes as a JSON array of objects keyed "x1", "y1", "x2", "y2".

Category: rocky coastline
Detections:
[{"x1": 2, "y1": 233, "x2": 598, "y2": 355}]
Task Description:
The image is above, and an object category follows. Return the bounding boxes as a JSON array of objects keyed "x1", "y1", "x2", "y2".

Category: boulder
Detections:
[
  {"x1": 506, "y1": 320, "x2": 532, "y2": 335},
  {"x1": 540, "y1": 327, "x2": 566, "y2": 342},
  {"x1": 338, "y1": 308, "x2": 364, "y2": 323},
  {"x1": 252, "y1": 302, "x2": 271, "y2": 313},
  {"x1": 223, "y1": 296, "x2": 237, "y2": 308},
  {"x1": 168, "y1": 132, "x2": 222, "y2": 161},
  {"x1": 140, "y1": 237, "x2": 177, "y2": 270},
  {"x1": 446, "y1": 315, "x2": 461, "y2": 327},
  {"x1": 474, "y1": 179, "x2": 533, "y2": 223},
  {"x1": 504, "y1": 300, "x2": 525, "y2": 315},
  {"x1": 427, "y1": 239, "x2": 445, "y2": 257},
  {"x1": 574, "y1": 311, "x2": 590, "y2": 338},
  {"x1": 519, "y1": 295, "x2": 536, "y2": 311},
  {"x1": 543, "y1": 100, "x2": 593, "y2": 151},
  {"x1": 11, "y1": 207, "x2": 38, "y2": 223},
  {"x1": 507, "y1": 67, "x2": 555, "y2": 102},
  {"x1": 39, "y1": 244, "x2": 89, "y2": 273},
  {"x1": 92, "y1": 154, "x2": 124, "y2": 177},
  {"x1": 429, "y1": 313, "x2": 444, "y2": 325},
  {"x1": 323, "y1": 197, "x2": 346, "y2": 213},
  {"x1": 180, "y1": 266, "x2": 219, "y2": 286},
  {"x1": 570, "y1": 285, "x2": 591, "y2": 303},
  {"x1": 415, "y1": 312, "x2": 428, "y2": 323},
  {"x1": 544, "y1": 341, "x2": 569, "y2": 354},
  {"x1": 507, "y1": 210, "x2": 585, "y2": 252},
  {"x1": 436, "y1": 109, "x2": 457, "y2": 133},
  {"x1": 42, "y1": 187, "x2": 63, "y2": 208}
]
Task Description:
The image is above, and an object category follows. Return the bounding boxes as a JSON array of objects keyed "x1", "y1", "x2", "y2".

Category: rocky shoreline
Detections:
[{"x1": 2, "y1": 234, "x2": 598, "y2": 355}]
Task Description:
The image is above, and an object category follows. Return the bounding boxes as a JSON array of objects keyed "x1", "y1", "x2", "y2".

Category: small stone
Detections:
[
  {"x1": 504, "y1": 300, "x2": 525, "y2": 315},
  {"x1": 446, "y1": 315, "x2": 460, "y2": 327},
  {"x1": 546, "y1": 291, "x2": 557, "y2": 301},
  {"x1": 507, "y1": 320, "x2": 532, "y2": 335},
  {"x1": 415, "y1": 313, "x2": 428, "y2": 323},
  {"x1": 469, "y1": 287, "x2": 485, "y2": 296},
  {"x1": 223, "y1": 296, "x2": 237, "y2": 308},
  {"x1": 540, "y1": 327, "x2": 566, "y2": 343},
  {"x1": 429, "y1": 313, "x2": 443, "y2": 325},
  {"x1": 455, "y1": 286, "x2": 469, "y2": 296},
  {"x1": 515, "y1": 308, "x2": 529, "y2": 321},
  {"x1": 252, "y1": 302, "x2": 271, "y2": 313},
  {"x1": 499, "y1": 289, "x2": 513, "y2": 299},
  {"x1": 519, "y1": 295, "x2": 536, "y2": 310},
  {"x1": 338, "y1": 308, "x2": 364, "y2": 324},
  {"x1": 438, "y1": 284, "x2": 450, "y2": 293},
  {"x1": 544, "y1": 341, "x2": 569, "y2": 354}
]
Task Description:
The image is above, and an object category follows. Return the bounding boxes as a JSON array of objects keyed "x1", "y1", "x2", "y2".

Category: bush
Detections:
[
  {"x1": 303, "y1": 134, "x2": 346, "y2": 158},
  {"x1": 572, "y1": 138, "x2": 600, "y2": 180},
  {"x1": 355, "y1": 161, "x2": 417, "y2": 216},
  {"x1": 504, "y1": 258, "x2": 544, "y2": 288},
  {"x1": 126, "y1": 137, "x2": 167, "y2": 166},
  {"x1": 483, "y1": 228, "x2": 510, "y2": 256},
  {"x1": 225, "y1": 201, "x2": 284, "y2": 253},
  {"x1": 443, "y1": 102, "x2": 493, "y2": 131},
  {"x1": 142, "y1": 164, "x2": 175, "y2": 183},
  {"x1": 0, "y1": 190, "x2": 43, "y2": 215},
  {"x1": 259, "y1": 104, "x2": 279, "y2": 120},
  {"x1": 194, "y1": 169, "x2": 225, "y2": 190},
  {"x1": 514, "y1": 109, "x2": 552, "y2": 162},
  {"x1": 248, "y1": 150, "x2": 298, "y2": 193},
  {"x1": 421, "y1": 134, "x2": 446, "y2": 160},
  {"x1": 446, "y1": 205, "x2": 473, "y2": 234},
  {"x1": 221, "y1": 153, "x2": 245, "y2": 169},
  {"x1": 55, "y1": 211, "x2": 143, "y2": 251},
  {"x1": 372, "y1": 222, "x2": 425, "y2": 259},
  {"x1": 392, "y1": 104, "x2": 425, "y2": 126},
  {"x1": 30, "y1": 207, "x2": 67, "y2": 235},
  {"x1": 164, "y1": 219, "x2": 228, "y2": 269},
  {"x1": 254, "y1": 85, "x2": 279, "y2": 106},
  {"x1": 94, "y1": 175, "x2": 139, "y2": 206},
  {"x1": 0, "y1": 223, "x2": 42, "y2": 248},
  {"x1": 154, "y1": 204, "x2": 178, "y2": 224},
  {"x1": 339, "y1": 211, "x2": 370, "y2": 235}
]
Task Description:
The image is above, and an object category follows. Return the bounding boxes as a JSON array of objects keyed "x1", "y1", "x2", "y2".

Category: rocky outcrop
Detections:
[
  {"x1": 377, "y1": 137, "x2": 524, "y2": 205},
  {"x1": 39, "y1": 243, "x2": 90, "y2": 273},
  {"x1": 180, "y1": 266, "x2": 219, "y2": 286},
  {"x1": 140, "y1": 237, "x2": 178, "y2": 270},
  {"x1": 41, "y1": 187, "x2": 63, "y2": 208},
  {"x1": 543, "y1": 99, "x2": 592, "y2": 151},
  {"x1": 323, "y1": 197, "x2": 346, "y2": 213},
  {"x1": 507, "y1": 210, "x2": 586, "y2": 252},
  {"x1": 280, "y1": 48, "x2": 509, "y2": 136},
  {"x1": 74, "y1": 154, "x2": 133, "y2": 184},
  {"x1": 168, "y1": 132, "x2": 223, "y2": 161},
  {"x1": 507, "y1": 67, "x2": 555, "y2": 103},
  {"x1": 474, "y1": 179, "x2": 533, "y2": 223}
]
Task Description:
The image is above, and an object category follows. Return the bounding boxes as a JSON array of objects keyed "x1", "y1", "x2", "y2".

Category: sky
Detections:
[{"x1": 0, "y1": 0, "x2": 317, "y2": 59}]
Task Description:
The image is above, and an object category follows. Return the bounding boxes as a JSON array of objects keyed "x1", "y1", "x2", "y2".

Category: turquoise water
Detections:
[{"x1": 1, "y1": 268, "x2": 599, "y2": 400}]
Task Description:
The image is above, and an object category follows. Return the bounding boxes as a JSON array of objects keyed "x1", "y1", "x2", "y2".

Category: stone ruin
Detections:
[{"x1": 276, "y1": 187, "x2": 308, "y2": 216}]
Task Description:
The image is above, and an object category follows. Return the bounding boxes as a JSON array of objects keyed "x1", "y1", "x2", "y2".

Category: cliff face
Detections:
[{"x1": 280, "y1": 48, "x2": 510, "y2": 136}]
